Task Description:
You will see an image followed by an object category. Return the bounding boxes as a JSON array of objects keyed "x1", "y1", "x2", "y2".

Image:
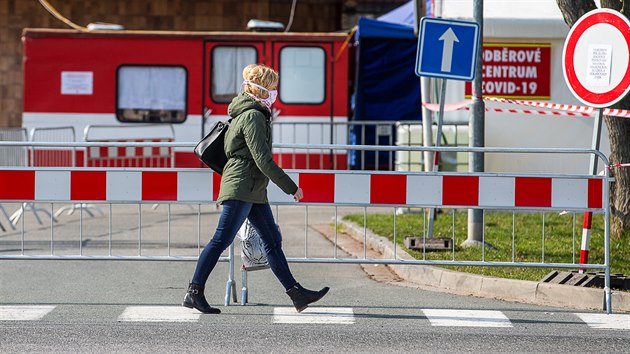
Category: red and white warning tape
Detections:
[
  {"x1": 608, "y1": 163, "x2": 630, "y2": 169},
  {"x1": 422, "y1": 96, "x2": 630, "y2": 118},
  {"x1": 422, "y1": 100, "x2": 592, "y2": 117},
  {"x1": 480, "y1": 106, "x2": 591, "y2": 117},
  {"x1": 485, "y1": 97, "x2": 630, "y2": 118}
]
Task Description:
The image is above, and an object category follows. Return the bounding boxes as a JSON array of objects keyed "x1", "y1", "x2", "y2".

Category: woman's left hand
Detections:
[{"x1": 293, "y1": 187, "x2": 304, "y2": 202}]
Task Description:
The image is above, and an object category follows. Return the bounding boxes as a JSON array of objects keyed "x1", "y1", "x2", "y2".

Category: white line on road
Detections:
[
  {"x1": 118, "y1": 306, "x2": 201, "y2": 322},
  {"x1": 273, "y1": 307, "x2": 355, "y2": 324},
  {"x1": 0, "y1": 305, "x2": 56, "y2": 321},
  {"x1": 575, "y1": 313, "x2": 630, "y2": 330},
  {"x1": 422, "y1": 309, "x2": 513, "y2": 327}
]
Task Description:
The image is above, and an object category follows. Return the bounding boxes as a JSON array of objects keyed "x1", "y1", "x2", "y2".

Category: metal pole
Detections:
[
  {"x1": 589, "y1": 108, "x2": 603, "y2": 176},
  {"x1": 604, "y1": 166, "x2": 612, "y2": 314},
  {"x1": 225, "y1": 243, "x2": 235, "y2": 306},
  {"x1": 579, "y1": 108, "x2": 603, "y2": 272},
  {"x1": 464, "y1": 0, "x2": 485, "y2": 247},
  {"x1": 421, "y1": 77, "x2": 434, "y2": 172},
  {"x1": 427, "y1": 78, "x2": 447, "y2": 237}
]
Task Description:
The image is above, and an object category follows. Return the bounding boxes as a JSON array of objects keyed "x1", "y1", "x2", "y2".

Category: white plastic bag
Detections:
[{"x1": 237, "y1": 220, "x2": 278, "y2": 271}]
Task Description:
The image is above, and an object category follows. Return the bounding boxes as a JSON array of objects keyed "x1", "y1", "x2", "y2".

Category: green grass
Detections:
[{"x1": 343, "y1": 210, "x2": 629, "y2": 282}]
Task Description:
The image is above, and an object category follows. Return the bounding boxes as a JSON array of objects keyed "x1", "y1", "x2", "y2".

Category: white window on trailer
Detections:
[
  {"x1": 117, "y1": 66, "x2": 187, "y2": 123},
  {"x1": 212, "y1": 46, "x2": 258, "y2": 102},
  {"x1": 279, "y1": 47, "x2": 326, "y2": 104}
]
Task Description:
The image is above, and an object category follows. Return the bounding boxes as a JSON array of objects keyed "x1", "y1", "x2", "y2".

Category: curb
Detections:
[{"x1": 338, "y1": 219, "x2": 630, "y2": 313}]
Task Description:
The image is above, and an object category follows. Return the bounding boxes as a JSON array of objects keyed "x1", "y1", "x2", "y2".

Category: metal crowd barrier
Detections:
[
  {"x1": 84, "y1": 124, "x2": 175, "y2": 167},
  {"x1": 0, "y1": 128, "x2": 28, "y2": 231},
  {"x1": 0, "y1": 128, "x2": 28, "y2": 167},
  {"x1": 271, "y1": 120, "x2": 468, "y2": 171},
  {"x1": 29, "y1": 127, "x2": 80, "y2": 219},
  {"x1": 0, "y1": 128, "x2": 72, "y2": 229},
  {"x1": 30, "y1": 126, "x2": 77, "y2": 167},
  {"x1": 0, "y1": 141, "x2": 612, "y2": 313}
]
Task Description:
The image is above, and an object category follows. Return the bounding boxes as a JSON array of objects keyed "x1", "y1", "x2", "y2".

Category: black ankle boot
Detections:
[
  {"x1": 182, "y1": 283, "x2": 221, "y2": 314},
  {"x1": 286, "y1": 283, "x2": 329, "y2": 313}
]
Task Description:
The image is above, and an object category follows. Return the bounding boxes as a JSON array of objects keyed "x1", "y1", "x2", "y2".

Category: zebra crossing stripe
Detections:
[
  {"x1": 422, "y1": 309, "x2": 513, "y2": 327},
  {"x1": 0, "y1": 305, "x2": 56, "y2": 321},
  {"x1": 4, "y1": 305, "x2": 628, "y2": 330},
  {"x1": 273, "y1": 307, "x2": 355, "y2": 324},
  {"x1": 576, "y1": 313, "x2": 630, "y2": 330},
  {"x1": 118, "y1": 306, "x2": 201, "y2": 322}
]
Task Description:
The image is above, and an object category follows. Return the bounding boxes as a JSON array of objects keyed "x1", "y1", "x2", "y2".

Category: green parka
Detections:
[{"x1": 217, "y1": 93, "x2": 298, "y2": 204}]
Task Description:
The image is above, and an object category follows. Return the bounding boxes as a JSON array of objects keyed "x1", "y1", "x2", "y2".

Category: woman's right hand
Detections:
[{"x1": 293, "y1": 187, "x2": 304, "y2": 202}]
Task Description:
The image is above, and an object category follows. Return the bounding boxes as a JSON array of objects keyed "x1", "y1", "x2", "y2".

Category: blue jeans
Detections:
[{"x1": 192, "y1": 200, "x2": 298, "y2": 290}]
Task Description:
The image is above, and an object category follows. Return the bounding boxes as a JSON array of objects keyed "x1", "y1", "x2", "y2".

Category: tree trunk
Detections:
[
  {"x1": 556, "y1": 0, "x2": 597, "y2": 26},
  {"x1": 605, "y1": 114, "x2": 630, "y2": 238},
  {"x1": 556, "y1": 0, "x2": 630, "y2": 239}
]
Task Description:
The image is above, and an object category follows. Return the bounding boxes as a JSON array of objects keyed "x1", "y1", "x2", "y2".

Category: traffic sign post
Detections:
[
  {"x1": 416, "y1": 17, "x2": 480, "y2": 237},
  {"x1": 562, "y1": 9, "x2": 630, "y2": 275}
]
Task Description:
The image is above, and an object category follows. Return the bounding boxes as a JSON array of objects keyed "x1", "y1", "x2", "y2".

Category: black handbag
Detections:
[{"x1": 194, "y1": 120, "x2": 231, "y2": 175}]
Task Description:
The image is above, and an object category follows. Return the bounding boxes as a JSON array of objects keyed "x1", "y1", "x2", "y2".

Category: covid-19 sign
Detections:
[{"x1": 465, "y1": 43, "x2": 551, "y2": 100}]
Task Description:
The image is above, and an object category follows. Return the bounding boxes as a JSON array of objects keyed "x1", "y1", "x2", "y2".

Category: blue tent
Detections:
[
  {"x1": 350, "y1": 14, "x2": 420, "y2": 169},
  {"x1": 353, "y1": 17, "x2": 419, "y2": 123}
]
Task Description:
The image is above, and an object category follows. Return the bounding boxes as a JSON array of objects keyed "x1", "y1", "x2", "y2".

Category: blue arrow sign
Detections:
[{"x1": 416, "y1": 17, "x2": 480, "y2": 81}]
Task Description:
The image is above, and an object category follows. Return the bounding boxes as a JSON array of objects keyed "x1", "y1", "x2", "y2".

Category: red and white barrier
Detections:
[
  {"x1": 0, "y1": 169, "x2": 605, "y2": 210},
  {"x1": 86, "y1": 139, "x2": 173, "y2": 167},
  {"x1": 425, "y1": 95, "x2": 623, "y2": 274}
]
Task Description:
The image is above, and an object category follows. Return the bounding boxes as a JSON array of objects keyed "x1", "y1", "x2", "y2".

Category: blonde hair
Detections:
[{"x1": 242, "y1": 64, "x2": 278, "y2": 99}]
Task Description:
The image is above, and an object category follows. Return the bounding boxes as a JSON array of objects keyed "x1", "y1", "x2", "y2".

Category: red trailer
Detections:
[{"x1": 22, "y1": 28, "x2": 350, "y2": 168}]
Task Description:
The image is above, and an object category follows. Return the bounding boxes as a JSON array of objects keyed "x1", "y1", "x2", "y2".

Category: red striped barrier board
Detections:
[
  {"x1": 0, "y1": 169, "x2": 605, "y2": 210},
  {"x1": 85, "y1": 139, "x2": 173, "y2": 167}
]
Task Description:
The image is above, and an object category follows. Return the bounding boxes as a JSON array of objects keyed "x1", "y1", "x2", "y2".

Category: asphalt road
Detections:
[
  {"x1": 1, "y1": 260, "x2": 629, "y2": 353},
  {"x1": 0, "y1": 204, "x2": 628, "y2": 353}
]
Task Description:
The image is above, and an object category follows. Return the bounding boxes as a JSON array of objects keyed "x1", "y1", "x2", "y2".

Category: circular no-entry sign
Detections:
[{"x1": 563, "y1": 8, "x2": 630, "y2": 108}]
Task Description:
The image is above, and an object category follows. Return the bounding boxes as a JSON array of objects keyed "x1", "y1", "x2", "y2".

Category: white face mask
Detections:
[{"x1": 243, "y1": 80, "x2": 278, "y2": 108}]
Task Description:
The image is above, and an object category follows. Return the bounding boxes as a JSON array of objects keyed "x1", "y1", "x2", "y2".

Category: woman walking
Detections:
[{"x1": 183, "y1": 64, "x2": 329, "y2": 314}]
